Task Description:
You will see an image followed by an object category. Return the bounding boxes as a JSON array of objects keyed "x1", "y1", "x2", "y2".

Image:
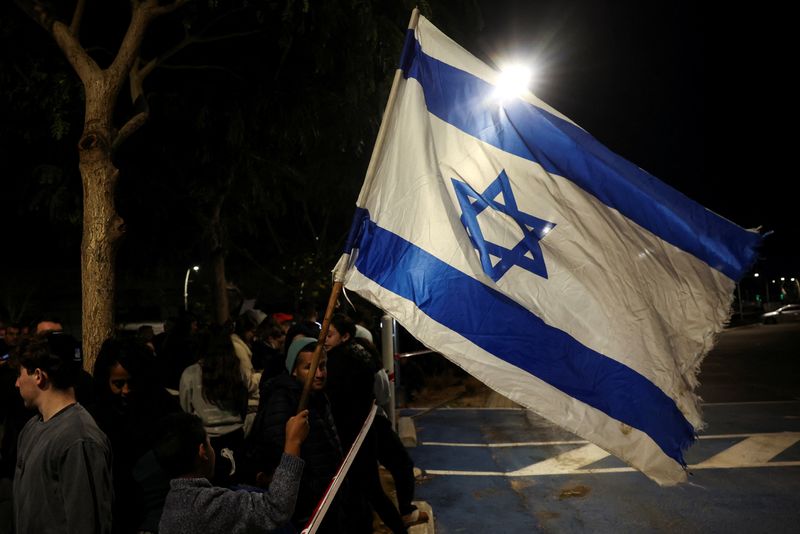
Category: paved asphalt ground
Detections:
[{"x1": 402, "y1": 322, "x2": 800, "y2": 533}]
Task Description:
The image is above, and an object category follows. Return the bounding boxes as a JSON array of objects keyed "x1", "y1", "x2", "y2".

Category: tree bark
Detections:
[
  {"x1": 210, "y1": 202, "x2": 230, "y2": 325},
  {"x1": 16, "y1": 0, "x2": 191, "y2": 369},
  {"x1": 79, "y1": 106, "x2": 124, "y2": 373}
]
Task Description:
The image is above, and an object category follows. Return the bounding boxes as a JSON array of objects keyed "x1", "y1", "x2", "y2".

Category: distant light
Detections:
[
  {"x1": 781, "y1": 277, "x2": 786, "y2": 281},
  {"x1": 754, "y1": 272, "x2": 760, "y2": 278},
  {"x1": 193, "y1": 265, "x2": 200, "y2": 272},
  {"x1": 792, "y1": 278, "x2": 796, "y2": 282},
  {"x1": 493, "y1": 64, "x2": 534, "y2": 100}
]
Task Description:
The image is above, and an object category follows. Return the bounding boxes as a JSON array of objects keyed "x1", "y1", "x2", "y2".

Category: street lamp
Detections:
[{"x1": 184, "y1": 265, "x2": 200, "y2": 311}]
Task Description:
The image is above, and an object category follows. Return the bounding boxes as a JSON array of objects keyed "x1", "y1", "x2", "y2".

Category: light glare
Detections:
[{"x1": 494, "y1": 64, "x2": 533, "y2": 100}]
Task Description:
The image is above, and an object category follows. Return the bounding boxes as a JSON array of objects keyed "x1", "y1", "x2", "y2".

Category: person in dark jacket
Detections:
[
  {"x1": 90, "y1": 337, "x2": 181, "y2": 533},
  {"x1": 325, "y1": 314, "x2": 407, "y2": 534},
  {"x1": 246, "y1": 337, "x2": 344, "y2": 533}
]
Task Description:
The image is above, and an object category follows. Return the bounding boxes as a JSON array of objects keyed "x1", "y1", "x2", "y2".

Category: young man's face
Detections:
[
  {"x1": 324, "y1": 325, "x2": 349, "y2": 352},
  {"x1": 292, "y1": 351, "x2": 327, "y2": 391},
  {"x1": 16, "y1": 366, "x2": 41, "y2": 409}
]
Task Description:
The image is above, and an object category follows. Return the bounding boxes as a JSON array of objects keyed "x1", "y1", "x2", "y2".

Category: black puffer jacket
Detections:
[
  {"x1": 325, "y1": 341, "x2": 376, "y2": 450},
  {"x1": 247, "y1": 372, "x2": 342, "y2": 525}
]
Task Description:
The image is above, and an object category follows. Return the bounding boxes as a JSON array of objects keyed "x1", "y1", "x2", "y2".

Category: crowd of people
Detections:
[{"x1": 0, "y1": 309, "x2": 429, "y2": 534}]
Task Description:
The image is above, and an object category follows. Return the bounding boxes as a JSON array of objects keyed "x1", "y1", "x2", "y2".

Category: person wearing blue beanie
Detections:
[
  {"x1": 285, "y1": 337, "x2": 318, "y2": 374},
  {"x1": 247, "y1": 335, "x2": 343, "y2": 532}
]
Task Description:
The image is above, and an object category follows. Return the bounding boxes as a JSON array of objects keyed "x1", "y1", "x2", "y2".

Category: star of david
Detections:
[{"x1": 452, "y1": 170, "x2": 555, "y2": 281}]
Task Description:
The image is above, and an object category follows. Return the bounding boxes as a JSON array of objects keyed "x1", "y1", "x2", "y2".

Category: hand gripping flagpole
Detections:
[{"x1": 297, "y1": 7, "x2": 421, "y2": 413}]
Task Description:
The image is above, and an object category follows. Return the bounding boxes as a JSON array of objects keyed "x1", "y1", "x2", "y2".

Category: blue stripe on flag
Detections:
[
  {"x1": 402, "y1": 32, "x2": 759, "y2": 281},
  {"x1": 351, "y1": 209, "x2": 695, "y2": 466}
]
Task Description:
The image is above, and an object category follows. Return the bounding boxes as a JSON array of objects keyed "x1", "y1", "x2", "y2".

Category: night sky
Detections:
[
  {"x1": 1, "y1": 0, "x2": 796, "y2": 323},
  {"x1": 465, "y1": 0, "x2": 796, "y2": 277}
]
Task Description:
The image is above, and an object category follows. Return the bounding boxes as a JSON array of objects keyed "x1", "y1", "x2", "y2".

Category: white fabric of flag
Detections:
[{"x1": 337, "y1": 15, "x2": 760, "y2": 485}]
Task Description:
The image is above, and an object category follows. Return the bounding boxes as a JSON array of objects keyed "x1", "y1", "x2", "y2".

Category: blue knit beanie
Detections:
[{"x1": 286, "y1": 336, "x2": 318, "y2": 373}]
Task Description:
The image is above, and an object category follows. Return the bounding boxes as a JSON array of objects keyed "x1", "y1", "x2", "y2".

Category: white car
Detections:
[
  {"x1": 117, "y1": 321, "x2": 165, "y2": 336},
  {"x1": 761, "y1": 304, "x2": 800, "y2": 324}
]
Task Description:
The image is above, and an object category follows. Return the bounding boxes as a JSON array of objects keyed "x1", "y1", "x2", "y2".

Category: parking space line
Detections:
[
  {"x1": 693, "y1": 433, "x2": 800, "y2": 468},
  {"x1": 509, "y1": 443, "x2": 610, "y2": 475},
  {"x1": 422, "y1": 431, "x2": 800, "y2": 448},
  {"x1": 420, "y1": 433, "x2": 800, "y2": 477}
]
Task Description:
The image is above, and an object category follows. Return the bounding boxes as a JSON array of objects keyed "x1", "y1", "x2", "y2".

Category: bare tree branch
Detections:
[
  {"x1": 14, "y1": 0, "x2": 101, "y2": 83},
  {"x1": 13, "y1": 0, "x2": 51, "y2": 29},
  {"x1": 70, "y1": 0, "x2": 87, "y2": 36},
  {"x1": 112, "y1": 100, "x2": 149, "y2": 154},
  {"x1": 122, "y1": 3, "x2": 257, "y2": 90},
  {"x1": 130, "y1": 56, "x2": 158, "y2": 102},
  {"x1": 107, "y1": 3, "x2": 154, "y2": 90},
  {"x1": 51, "y1": 21, "x2": 101, "y2": 82},
  {"x1": 111, "y1": 55, "x2": 156, "y2": 153},
  {"x1": 147, "y1": 0, "x2": 191, "y2": 17}
]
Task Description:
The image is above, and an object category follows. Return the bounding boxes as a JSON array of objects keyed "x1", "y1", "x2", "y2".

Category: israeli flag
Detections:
[{"x1": 337, "y1": 14, "x2": 760, "y2": 484}]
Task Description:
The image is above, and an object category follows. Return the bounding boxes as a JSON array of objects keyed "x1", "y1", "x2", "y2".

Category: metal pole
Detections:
[
  {"x1": 381, "y1": 314, "x2": 397, "y2": 429},
  {"x1": 184, "y1": 266, "x2": 199, "y2": 311},
  {"x1": 183, "y1": 268, "x2": 191, "y2": 311}
]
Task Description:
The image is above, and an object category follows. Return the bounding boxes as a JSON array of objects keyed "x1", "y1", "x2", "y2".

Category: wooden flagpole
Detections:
[
  {"x1": 297, "y1": 7, "x2": 421, "y2": 412},
  {"x1": 297, "y1": 280, "x2": 342, "y2": 411}
]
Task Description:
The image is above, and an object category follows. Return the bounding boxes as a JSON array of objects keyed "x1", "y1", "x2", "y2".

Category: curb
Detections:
[{"x1": 398, "y1": 416, "x2": 418, "y2": 447}]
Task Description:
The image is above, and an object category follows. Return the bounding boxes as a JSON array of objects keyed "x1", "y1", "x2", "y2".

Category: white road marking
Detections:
[
  {"x1": 407, "y1": 400, "x2": 800, "y2": 410},
  {"x1": 422, "y1": 439, "x2": 589, "y2": 447},
  {"x1": 694, "y1": 433, "x2": 800, "y2": 468},
  {"x1": 424, "y1": 461, "x2": 800, "y2": 477},
  {"x1": 422, "y1": 432, "x2": 800, "y2": 448},
  {"x1": 421, "y1": 432, "x2": 800, "y2": 477},
  {"x1": 508, "y1": 443, "x2": 610, "y2": 475}
]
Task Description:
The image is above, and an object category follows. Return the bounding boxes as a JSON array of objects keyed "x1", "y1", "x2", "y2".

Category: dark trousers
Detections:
[
  {"x1": 347, "y1": 431, "x2": 407, "y2": 534},
  {"x1": 374, "y1": 415, "x2": 417, "y2": 516}
]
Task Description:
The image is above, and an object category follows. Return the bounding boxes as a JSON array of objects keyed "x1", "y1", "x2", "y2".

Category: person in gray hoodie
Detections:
[{"x1": 157, "y1": 409, "x2": 309, "y2": 534}]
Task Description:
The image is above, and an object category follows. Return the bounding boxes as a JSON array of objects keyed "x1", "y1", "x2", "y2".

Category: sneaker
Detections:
[{"x1": 402, "y1": 509, "x2": 429, "y2": 527}]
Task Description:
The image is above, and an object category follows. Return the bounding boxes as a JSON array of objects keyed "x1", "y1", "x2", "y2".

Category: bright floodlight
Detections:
[{"x1": 493, "y1": 64, "x2": 533, "y2": 100}]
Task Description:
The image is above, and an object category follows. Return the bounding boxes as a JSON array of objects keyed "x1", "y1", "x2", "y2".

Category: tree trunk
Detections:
[
  {"x1": 79, "y1": 114, "x2": 124, "y2": 373},
  {"x1": 210, "y1": 202, "x2": 229, "y2": 325},
  {"x1": 16, "y1": 0, "x2": 190, "y2": 372}
]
